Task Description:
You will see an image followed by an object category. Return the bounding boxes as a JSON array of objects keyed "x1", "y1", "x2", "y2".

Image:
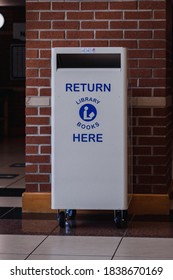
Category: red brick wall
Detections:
[{"x1": 25, "y1": 0, "x2": 172, "y2": 195}]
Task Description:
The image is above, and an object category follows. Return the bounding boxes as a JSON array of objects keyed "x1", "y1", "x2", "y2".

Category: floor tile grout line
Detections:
[
  {"x1": 4, "y1": 175, "x2": 25, "y2": 189},
  {"x1": 0, "y1": 207, "x2": 16, "y2": 219},
  {"x1": 111, "y1": 214, "x2": 136, "y2": 260},
  {"x1": 111, "y1": 235, "x2": 123, "y2": 260},
  {"x1": 28, "y1": 253, "x2": 112, "y2": 258},
  {"x1": 24, "y1": 235, "x2": 50, "y2": 260},
  {"x1": 25, "y1": 225, "x2": 59, "y2": 260}
]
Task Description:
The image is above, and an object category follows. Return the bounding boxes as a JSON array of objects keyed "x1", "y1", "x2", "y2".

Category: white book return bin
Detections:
[{"x1": 51, "y1": 47, "x2": 133, "y2": 228}]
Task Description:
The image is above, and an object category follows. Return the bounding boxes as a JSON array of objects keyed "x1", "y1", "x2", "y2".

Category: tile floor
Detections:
[{"x1": 0, "y1": 137, "x2": 173, "y2": 260}]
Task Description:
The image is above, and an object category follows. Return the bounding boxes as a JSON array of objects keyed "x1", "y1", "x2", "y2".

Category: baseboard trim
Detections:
[
  {"x1": 22, "y1": 192, "x2": 57, "y2": 213},
  {"x1": 22, "y1": 192, "x2": 170, "y2": 215},
  {"x1": 129, "y1": 194, "x2": 169, "y2": 215}
]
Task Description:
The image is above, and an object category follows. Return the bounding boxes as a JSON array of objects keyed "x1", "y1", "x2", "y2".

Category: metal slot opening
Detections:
[{"x1": 57, "y1": 53, "x2": 121, "y2": 69}]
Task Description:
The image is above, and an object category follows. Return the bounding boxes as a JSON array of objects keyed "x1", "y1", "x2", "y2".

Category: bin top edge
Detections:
[{"x1": 52, "y1": 47, "x2": 127, "y2": 54}]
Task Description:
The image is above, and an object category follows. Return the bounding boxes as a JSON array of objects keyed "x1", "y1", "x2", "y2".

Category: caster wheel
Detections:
[
  {"x1": 58, "y1": 211, "x2": 66, "y2": 228},
  {"x1": 66, "y1": 209, "x2": 76, "y2": 220},
  {"x1": 114, "y1": 210, "x2": 128, "y2": 229}
]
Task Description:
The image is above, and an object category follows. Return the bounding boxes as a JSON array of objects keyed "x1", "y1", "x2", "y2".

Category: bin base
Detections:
[{"x1": 57, "y1": 209, "x2": 128, "y2": 229}]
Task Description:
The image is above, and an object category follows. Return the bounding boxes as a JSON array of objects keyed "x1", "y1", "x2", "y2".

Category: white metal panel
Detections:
[{"x1": 51, "y1": 47, "x2": 128, "y2": 210}]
